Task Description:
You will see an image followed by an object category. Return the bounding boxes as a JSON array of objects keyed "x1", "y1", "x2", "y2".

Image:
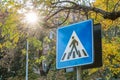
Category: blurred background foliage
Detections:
[{"x1": 0, "y1": 0, "x2": 120, "y2": 80}]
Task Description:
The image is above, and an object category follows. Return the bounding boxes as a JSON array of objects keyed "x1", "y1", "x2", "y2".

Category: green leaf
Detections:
[{"x1": 0, "y1": 22, "x2": 2, "y2": 27}]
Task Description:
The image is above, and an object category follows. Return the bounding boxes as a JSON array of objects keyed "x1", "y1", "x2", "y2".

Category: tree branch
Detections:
[
  {"x1": 46, "y1": 8, "x2": 65, "y2": 21},
  {"x1": 50, "y1": 1, "x2": 120, "y2": 20},
  {"x1": 113, "y1": 0, "x2": 120, "y2": 11},
  {"x1": 57, "y1": 9, "x2": 70, "y2": 26},
  {"x1": 52, "y1": 1, "x2": 78, "y2": 6}
]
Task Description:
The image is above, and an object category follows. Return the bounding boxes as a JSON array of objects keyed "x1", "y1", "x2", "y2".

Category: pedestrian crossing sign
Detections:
[
  {"x1": 56, "y1": 19, "x2": 94, "y2": 69},
  {"x1": 61, "y1": 31, "x2": 89, "y2": 62}
]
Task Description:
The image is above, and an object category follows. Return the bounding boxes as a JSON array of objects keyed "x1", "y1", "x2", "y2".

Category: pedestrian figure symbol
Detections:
[{"x1": 61, "y1": 31, "x2": 89, "y2": 62}]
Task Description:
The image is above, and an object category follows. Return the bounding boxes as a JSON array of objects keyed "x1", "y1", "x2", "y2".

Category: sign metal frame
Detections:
[{"x1": 56, "y1": 19, "x2": 94, "y2": 69}]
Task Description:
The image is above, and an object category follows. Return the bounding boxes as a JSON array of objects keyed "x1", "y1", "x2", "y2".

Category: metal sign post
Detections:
[
  {"x1": 26, "y1": 40, "x2": 29, "y2": 80},
  {"x1": 77, "y1": 67, "x2": 82, "y2": 80}
]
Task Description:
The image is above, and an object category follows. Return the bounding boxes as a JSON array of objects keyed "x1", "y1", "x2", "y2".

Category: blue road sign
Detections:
[{"x1": 56, "y1": 19, "x2": 94, "y2": 69}]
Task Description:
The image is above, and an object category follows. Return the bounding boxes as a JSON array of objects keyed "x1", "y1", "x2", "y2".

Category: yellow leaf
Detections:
[{"x1": 0, "y1": 44, "x2": 2, "y2": 49}]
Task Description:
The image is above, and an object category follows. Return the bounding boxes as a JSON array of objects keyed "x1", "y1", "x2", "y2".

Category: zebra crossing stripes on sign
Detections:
[
  {"x1": 61, "y1": 31, "x2": 88, "y2": 62},
  {"x1": 56, "y1": 19, "x2": 94, "y2": 69}
]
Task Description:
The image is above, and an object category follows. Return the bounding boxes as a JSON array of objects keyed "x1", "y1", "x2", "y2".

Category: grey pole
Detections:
[
  {"x1": 26, "y1": 40, "x2": 29, "y2": 80},
  {"x1": 77, "y1": 67, "x2": 82, "y2": 80}
]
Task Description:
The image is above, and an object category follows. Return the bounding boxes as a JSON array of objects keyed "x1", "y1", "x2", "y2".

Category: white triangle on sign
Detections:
[{"x1": 61, "y1": 31, "x2": 89, "y2": 62}]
